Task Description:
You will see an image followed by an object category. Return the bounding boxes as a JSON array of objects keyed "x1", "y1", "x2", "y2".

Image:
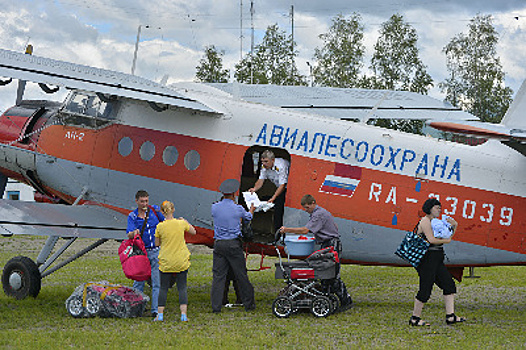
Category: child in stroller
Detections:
[{"x1": 272, "y1": 232, "x2": 340, "y2": 318}]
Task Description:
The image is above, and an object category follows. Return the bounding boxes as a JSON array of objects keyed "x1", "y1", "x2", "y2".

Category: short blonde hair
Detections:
[{"x1": 161, "y1": 200, "x2": 175, "y2": 215}]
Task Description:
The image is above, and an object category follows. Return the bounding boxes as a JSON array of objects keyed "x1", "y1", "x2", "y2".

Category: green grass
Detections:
[{"x1": 0, "y1": 236, "x2": 525, "y2": 349}]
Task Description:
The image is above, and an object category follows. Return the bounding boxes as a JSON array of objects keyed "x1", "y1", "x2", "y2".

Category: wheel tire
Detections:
[
  {"x1": 272, "y1": 296, "x2": 293, "y2": 318},
  {"x1": 329, "y1": 294, "x2": 340, "y2": 314},
  {"x1": 66, "y1": 296, "x2": 85, "y2": 318},
  {"x1": 1, "y1": 256, "x2": 41, "y2": 299},
  {"x1": 311, "y1": 296, "x2": 331, "y2": 318},
  {"x1": 85, "y1": 295, "x2": 101, "y2": 317}
]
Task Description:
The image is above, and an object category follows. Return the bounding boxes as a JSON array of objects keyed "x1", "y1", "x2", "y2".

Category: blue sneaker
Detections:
[
  {"x1": 153, "y1": 313, "x2": 163, "y2": 322},
  {"x1": 181, "y1": 314, "x2": 188, "y2": 322}
]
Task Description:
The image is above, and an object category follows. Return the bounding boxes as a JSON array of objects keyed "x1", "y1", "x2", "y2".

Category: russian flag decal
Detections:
[{"x1": 320, "y1": 164, "x2": 362, "y2": 198}]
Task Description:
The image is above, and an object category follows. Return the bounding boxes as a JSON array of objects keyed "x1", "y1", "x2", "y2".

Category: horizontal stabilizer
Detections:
[
  {"x1": 0, "y1": 200, "x2": 127, "y2": 239},
  {"x1": 0, "y1": 49, "x2": 217, "y2": 114},
  {"x1": 427, "y1": 120, "x2": 526, "y2": 140}
]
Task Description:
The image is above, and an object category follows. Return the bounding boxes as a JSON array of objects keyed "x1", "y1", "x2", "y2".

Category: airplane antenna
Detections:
[{"x1": 239, "y1": 0, "x2": 244, "y2": 61}]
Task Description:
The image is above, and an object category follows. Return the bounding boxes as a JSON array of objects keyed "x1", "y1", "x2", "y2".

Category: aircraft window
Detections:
[
  {"x1": 140, "y1": 141, "x2": 155, "y2": 161},
  {"x1": 63, "y1": 92, "x2": 118, "y2": 128},
  {"x1": 184, "y1": 150, "x2": 200, "y2": 170},
  {"x1": 118, "y1": 137, "x2": 133, "y2": 157},
  {"x1": 163, "y1": 146, "x2": 179, "y2": 166}
]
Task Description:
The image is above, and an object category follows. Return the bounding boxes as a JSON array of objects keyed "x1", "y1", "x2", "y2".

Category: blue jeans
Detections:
[{"x1": 133, "y1": 248, "x2": 160, "y2": 313}]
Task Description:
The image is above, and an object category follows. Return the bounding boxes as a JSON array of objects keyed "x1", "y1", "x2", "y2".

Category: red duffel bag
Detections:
[{"x1": 118, "y1": 235, "x2": 151, "y2": 281}]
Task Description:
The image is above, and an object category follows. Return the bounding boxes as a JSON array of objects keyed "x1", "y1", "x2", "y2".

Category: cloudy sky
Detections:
[{"x1": 1, "y1": 0, "x2": 526, "y2": 112}]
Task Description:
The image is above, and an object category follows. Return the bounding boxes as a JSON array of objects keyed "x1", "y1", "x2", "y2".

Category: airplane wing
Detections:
[
  {"x1": 0, "y1": 200, "x2": 127, "y2": 239},
  {"x1": 0, "y1": 48, "x2": 217, "y2": 114},
  {"x1": 205, "y1": 83, "x2": 477, "y2": 122}
]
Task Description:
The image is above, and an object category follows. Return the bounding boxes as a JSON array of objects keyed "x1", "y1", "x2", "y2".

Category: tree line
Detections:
[{"x1": 195, "y1": 13, "x2": 513, "y2": 124}]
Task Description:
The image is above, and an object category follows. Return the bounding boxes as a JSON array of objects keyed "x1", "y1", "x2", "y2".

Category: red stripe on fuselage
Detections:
[{"x1": 36, "y1": 124, "x2": 526, "y2": 255}]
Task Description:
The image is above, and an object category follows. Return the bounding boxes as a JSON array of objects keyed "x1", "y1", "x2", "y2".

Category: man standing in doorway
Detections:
[
  {"x1": 127, "y1": 190, "x2": 165, "y2": 317},
  {"x1": 280, "y1": 194, "x2": 352, "y2": 312},
  {"x1": 249, "y1": 150, "x2": 289, "y2": 233}
]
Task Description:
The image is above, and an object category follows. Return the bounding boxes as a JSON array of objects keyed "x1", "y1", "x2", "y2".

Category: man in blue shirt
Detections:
[
  {"x1": 126, "y1": 190, "x2": 165, "y2": 317},
  {"x1": 211, "y1": 179, "x2": 256, "y2": 313}
]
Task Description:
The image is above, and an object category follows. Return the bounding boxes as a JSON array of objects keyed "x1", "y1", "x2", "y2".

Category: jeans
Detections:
[{"x1": 133, "y1": 248, "x2": 160, "y2": 313}]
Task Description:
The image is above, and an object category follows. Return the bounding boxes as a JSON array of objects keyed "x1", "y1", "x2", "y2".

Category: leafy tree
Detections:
[
  {"x1": 370, "y1": 14, "x2": 433, "y2": 94},
  {"x1": 195, "y1": 45, "x2": 229, "y2": 83},
  {"x1": 312, "y1": 13, "x2": 365, "y2": 88},
  {"x1": 440, "y1": 14, "x2": 513, "y2": 123},
  {"x1": 235, "y1": 24, "x2": 306, "y2": 85}
]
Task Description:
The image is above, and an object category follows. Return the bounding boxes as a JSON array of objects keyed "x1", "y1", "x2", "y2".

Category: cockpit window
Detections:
[{"x1": 62, "y1": 91, "x2": 118, "y2": 128}]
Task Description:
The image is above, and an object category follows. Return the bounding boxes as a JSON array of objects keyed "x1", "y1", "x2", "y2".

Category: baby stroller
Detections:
[{"x1": 272, "y1": 232, "x2": 340, "y2": 318}]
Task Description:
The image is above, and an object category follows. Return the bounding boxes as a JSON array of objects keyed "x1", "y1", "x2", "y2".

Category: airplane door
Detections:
[{"x1": 89, "y1": 126, "x2": 114, "y2": 203}]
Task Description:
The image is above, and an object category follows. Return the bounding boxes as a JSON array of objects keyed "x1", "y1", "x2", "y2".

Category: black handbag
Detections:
[{"x1": 395, "y1": 223, "x2": 430, "y2": 267}]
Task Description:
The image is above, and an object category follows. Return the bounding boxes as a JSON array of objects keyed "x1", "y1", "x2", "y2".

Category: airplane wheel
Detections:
[
  {"x1": 272, "y1": 296, "x2": 293, "y2": 318},
  {"x1": 66, "y1": 296, "x2": 85, "y2": 318},
  {"x1": 1, "y1": 256, "x2": 41, "y2": 299},
  {"x1": 311, "y1": 296, "x2": 331, "y2": 318}
]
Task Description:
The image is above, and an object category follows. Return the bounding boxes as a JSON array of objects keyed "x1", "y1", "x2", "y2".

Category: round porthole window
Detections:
[
  {"x1": 163, "y1": 146, "x2": 179, "y2": 166},
  {"x1": 184, "y1": 150, "x2": 200, "y2": 170},
  {"x1": 118, "y1": 137, "x2": 133, "y2": 157},
  {"x1": 140, "y1": 141, "x2": 155, "y2": 161}
]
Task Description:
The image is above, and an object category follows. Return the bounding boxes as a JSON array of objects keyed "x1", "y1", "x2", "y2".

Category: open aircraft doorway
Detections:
[{"x1": 239, "y1": 146, "x2": 290, "y2": 243}]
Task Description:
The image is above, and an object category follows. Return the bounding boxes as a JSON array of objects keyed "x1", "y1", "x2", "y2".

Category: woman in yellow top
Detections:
[{"x1": 154, "y1": 200, "x2": 196, "y2": 322}]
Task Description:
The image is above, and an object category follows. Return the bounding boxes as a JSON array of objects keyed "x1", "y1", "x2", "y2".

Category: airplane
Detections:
[{"x1": 0, "y1": 47, "x2": 524, "y2": 300}]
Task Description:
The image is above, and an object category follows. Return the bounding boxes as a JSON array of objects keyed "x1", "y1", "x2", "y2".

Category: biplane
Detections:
[{"x1": 0, "y1": 48, "x2": 524, "y2": 299}]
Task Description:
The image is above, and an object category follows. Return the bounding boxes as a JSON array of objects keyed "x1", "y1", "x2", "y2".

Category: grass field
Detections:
[{"x1": 0, "y1": 236, "x2": 525, "y2": 349}]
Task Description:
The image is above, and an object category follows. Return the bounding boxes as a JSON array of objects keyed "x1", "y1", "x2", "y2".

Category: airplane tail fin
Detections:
[{"x1": 501, "y1": 79, "x2": 526, "y2": 129}]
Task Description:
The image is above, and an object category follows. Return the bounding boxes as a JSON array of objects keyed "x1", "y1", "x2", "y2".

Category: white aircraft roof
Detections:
[
  {"x1": 207, "y1": 83, "x2": 478, "y2": 122},
  {"x1": 0, "y1": 49, "x2": 215, "y2": 114}
]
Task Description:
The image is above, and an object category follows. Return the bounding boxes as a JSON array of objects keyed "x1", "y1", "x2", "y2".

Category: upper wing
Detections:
[
  {"x1": 0, "y1": 48, "x2": 217, "y2": 114},
  {"x1": 204, "y1": 83, "x2": 476, "y2": 122},
  {"x1": 0, "y1": 200, "x2": 127, "y2": 239}
]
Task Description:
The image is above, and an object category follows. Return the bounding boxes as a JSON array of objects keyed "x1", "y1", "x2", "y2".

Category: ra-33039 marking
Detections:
[
  {"x1": 368, "y1": 183, "x2": 514, "y2": 227},
  {"x1": 64, "y1": 131, "x2": 85, "y2": 141}
]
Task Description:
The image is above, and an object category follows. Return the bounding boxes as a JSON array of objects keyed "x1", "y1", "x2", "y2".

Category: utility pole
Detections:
[
  {"x1": 290, "y1": 5, "x2": 295, "y2": 83},
  {"x1": 250, "y1": 0, "x2": 254, "y2": 84},
  {"x1": 131, "y1": 24, "x2": 143, "y2": 75}
]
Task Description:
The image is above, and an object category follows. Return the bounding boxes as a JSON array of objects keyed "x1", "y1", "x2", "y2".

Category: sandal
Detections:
[
  {"x1": 446, "y1": 313, "x2": 466, "y2": 325},
  {"x1": 409, "y1": 315, "x2": 430, "y2": 327}
]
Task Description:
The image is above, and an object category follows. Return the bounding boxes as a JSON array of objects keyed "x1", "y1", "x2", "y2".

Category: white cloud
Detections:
[{"x1": 1, "y1": 0, "x2": 526, "y2": 113}]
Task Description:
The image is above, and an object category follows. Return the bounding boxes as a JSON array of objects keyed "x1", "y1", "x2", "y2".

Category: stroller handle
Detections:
[{"x1": 273, "y1": 229, "x2": 285, "y2": 245}]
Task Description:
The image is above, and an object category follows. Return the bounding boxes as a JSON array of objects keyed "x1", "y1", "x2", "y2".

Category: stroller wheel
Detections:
[
  {"x1": 66, "y1": 295, "x2": 85, "y2": 318},
  {"x1": 328, "y1": 294, "x2": 340, "y2": 314},
  {"x1": 272, "y1": 296, "x2": 293, "y2": 318},
  {"x1": 311, "y1": 296, "x2": 331, "y2": 318},
  {"x1": 85, "y1": 295, "x2": 101, "y2": 316}
]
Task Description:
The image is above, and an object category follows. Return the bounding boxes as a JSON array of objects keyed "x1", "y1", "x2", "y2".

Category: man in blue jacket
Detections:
[{"x1": 127, "y1": 190, "x2": 164, "y2": 317}]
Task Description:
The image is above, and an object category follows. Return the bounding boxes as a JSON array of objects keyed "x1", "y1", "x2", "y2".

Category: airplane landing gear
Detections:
[{"x1": 2, "y1": 256, "x2": 41, "y2": 299}]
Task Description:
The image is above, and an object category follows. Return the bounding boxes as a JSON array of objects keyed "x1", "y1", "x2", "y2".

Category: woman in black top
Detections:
[{"x1": 410, "y1": 198, "x2": 466, "y2": 326}]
